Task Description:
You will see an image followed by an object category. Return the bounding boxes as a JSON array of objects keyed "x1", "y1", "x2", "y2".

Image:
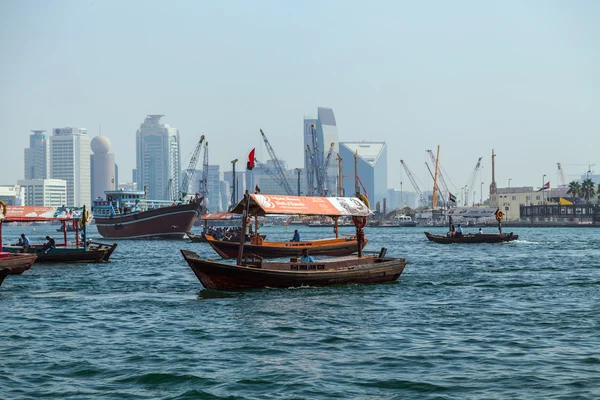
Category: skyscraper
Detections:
[
  {"x1": 49, "y1": 127, "x2": 91, "y2": 207},
  {"x1": 339, "y1": 142, "x2": 388, "y2": 208},
  {"x1": 303, "y1": 107, "x2": 339, "y2": 196},
  {"x1": 136, "y1": 115, "x2": 181, "y2": 200},
  {"x1": 24, "y1": 130, "x2": 49, "y2": 179},
  {"x1": 90, "y1": 135, "x2": 116, "y2": 200}
]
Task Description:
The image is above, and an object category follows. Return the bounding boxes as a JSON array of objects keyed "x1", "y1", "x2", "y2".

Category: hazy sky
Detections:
[{"x1": 1, "y1": 0, "x2": 598, "y2": 200}]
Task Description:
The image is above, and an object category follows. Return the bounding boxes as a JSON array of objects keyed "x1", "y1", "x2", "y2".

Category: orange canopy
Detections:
[
  {"x1": 3, "y1": 206, "x2": 77, "y2": 222},
  {"x1": 231, "y1": 194, "x2": 373, "y2": 217}
]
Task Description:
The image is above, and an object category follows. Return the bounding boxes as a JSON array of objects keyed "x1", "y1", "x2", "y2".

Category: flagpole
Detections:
[{"x1": 543, "y1": 174, "x2": 546, "y2": 204}]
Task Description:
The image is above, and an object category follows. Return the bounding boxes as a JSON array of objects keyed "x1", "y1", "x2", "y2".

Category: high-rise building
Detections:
[
  {"x1": 17, "y1": 179, "x2": 67, "y2": 206},
  {"x1": 90, "y1": 135, "x2": 116, "y2": 200},
  {"x1": 136, "y1": 115, "x2": 181, "y2": 200},
  {"x1": 339, "y1": 142, "x2": 388, "y2": 208},
  {"x1": 223, "y1": 170, "x2": 246, "y2": 207},
  {"x1": 303, "y1": 107, "x2": 339, "y2": 195},
  {"x1": 24, "y1": 130, "x2": 49, "y2": 179},
  {"x1": 0, "y1": 185, "x2": 24, "y2": 206},
  {"x1": 206, "y1": 165, "x2": 222, "y2": 212},
  {"x1": 49, "y1": 127, "x2": 91, "y2": 207}
]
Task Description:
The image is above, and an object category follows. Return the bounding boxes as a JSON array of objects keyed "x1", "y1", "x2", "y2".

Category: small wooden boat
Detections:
[
  {"x1": 426, "y1": 208, "x2": 518, "y2": 244},
  {"x1": 205, "y1": 234, "x2": 367, "y2": 259},
  {"x1": 181, "y1": 193, "x2": 407, "y2": 290},
  {"x1": 0, "y1": 202, "x2": 38, "y2": 284},
  {"x1": 0, "y1": 253, "x2": 38, "y2": 275},
  {"x1": 2, "y1": 205, "x2": 118, "y2": 263},
  {"x1": 181, "y1": 250, "x2": 405, "y2": 290},
  {"x1": 424, "y1": 231, "x2": 518, "y2": 244}
]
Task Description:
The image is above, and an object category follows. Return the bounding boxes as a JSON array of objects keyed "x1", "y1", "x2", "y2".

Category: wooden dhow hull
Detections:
[
  {"x1": 205, "y1": 235, "x2": 367, "y2": 259},
  {"x1": 424, "y1": 232, "x2": 518, "y2": 244},
  {"x1": 0, "y1": 253, "x2": 38, "y2": 275},
  {"x1": 94, "y1": 202, "x2": 202, "y2": 239},
  {"x1": 181, "y1": 250, "x2": 406, "y2": 290},
  {"x1": 187, "y1": 232, "x2": 266, "y2": 243},
  {"x1": 2, "y1": 242, "x2": 117, "y2": 263}
]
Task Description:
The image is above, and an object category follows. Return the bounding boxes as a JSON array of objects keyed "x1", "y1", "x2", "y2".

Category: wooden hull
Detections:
[
  {"x1": 205, "y1": 235, "x2": 368, "y2": 259},
  {"x1": 2, "y1": 242, "x2": 117, "y2": 263},
  {"x1": 181, "y1": 250, "x2": 406, "y2": 290},
  {"x1": 94, "y1": 202, "x2": 202, "y2": 239},
  {"x1": 0, "y1": 253, "x2": 38, "y2": 275},
  {"x1": 424, "y1": 232, "x2": 519, "y2": 244},
  {"x1": 187, "y1": 232, "x2": 266, "y2": 243},
  {"x1": 0, "y1": 268, "x2": 9, "y2": 287}
]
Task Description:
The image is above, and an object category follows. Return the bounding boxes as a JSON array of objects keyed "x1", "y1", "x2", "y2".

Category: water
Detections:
[{"x1": 2, "y1": 224, "x2": 600, "y2": 399}]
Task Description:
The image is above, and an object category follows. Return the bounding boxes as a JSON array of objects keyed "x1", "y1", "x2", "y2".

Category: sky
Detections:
[{"x1": 1, "y1": 0, "x2": 598, "y2": 202}]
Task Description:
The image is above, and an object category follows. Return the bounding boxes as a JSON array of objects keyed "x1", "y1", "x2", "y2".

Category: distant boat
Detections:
[
  {"x1": 93, "y1": 190, "x2": 202, "y2": 239},
  {"x1": 424, "y1": 231, "x2": 518, "y2": 244}
]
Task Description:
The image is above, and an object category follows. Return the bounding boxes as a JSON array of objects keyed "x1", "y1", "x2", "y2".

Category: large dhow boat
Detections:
[
  {"x1": 2, "y1": 205, "x2": 117, "y2": 263},
  {"x1": 424, "y1": 207, "x2": 519, "y2": 244},
  {"x1": 181, "y1": 194, "x2": 407, "y2": 290},
  {"x1": 93, "y1": 190, "x2": 203, "y2": 239},
  {"x1": 0, "y1": 201, "x2": 37, "y2": 287}
]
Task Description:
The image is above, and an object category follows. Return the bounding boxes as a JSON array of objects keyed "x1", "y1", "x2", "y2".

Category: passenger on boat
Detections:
[
  {"x1": 43, "y1": 236, "x2": 56, "y2": 253},
  {"x1": 478, "y1": 228, "x2": 483, "y2": 234},
  {"x1": 291, "y1": 230, "x2": 300, "y2": 242},
  {"x1": 300, "y1": 249, "x2": 315, "y2": 263},
  {"x1": 455, "y1": 224, "x2": 463, "y2": 237},
  {"x1": 17, "y1": 233, "x2": 30, "y2": 246},
  {"x1": 447, "y1": 224, "x2": 455, "y2": 237}
]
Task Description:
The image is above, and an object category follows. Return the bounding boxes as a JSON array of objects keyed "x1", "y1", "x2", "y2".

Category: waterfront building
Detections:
[
  {"x1": 49, "y1": 127, "x2": 91, "y2": 207},
  {"x1": 90, "y1": 135, "x2": 116, "y2": 200},
  {"x1": 0, "y1": 185, "x2": 24, "y2": 206},
  {"x1": 223, "y1": 170, "x2": 246, "y2": 207},
  {"x1": 206, "y1": 165, "x2": 222, "y2": 212},
  {"x1": 135, "y1": 115, "x2": 181, "y2": 200},
  {"x1": 24, "y1": 130, "x2": 49, "y2": 179},
  {"x1": 491, "y1": 186, "x2": 569, "y2": 220},
  {"x1": 303, "y1": 107, "x2": 339, "y2": 195},
  {"x1": 387, "y1": 188, "x2": 418, "y2": 210},
  {"x1": 248, "y1": 159, "x2": 300, "y2": 196},
  {"x1": 339, "y1": 141, "x2": 388, "y2": 208},
  {"x1": 16, "y1": 179, "x2": 67, "y2": 206}
]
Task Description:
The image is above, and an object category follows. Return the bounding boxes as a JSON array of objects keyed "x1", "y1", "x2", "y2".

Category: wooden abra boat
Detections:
[
  {"x1": 424, "y1": 231, "x2": 518, "y2": 244},
  {"x1": 181, "y1": 250, "x2": 405, "y2": 290},
  {"x1": 2, "y1": 205, "x2": 117, "y2": 263},
  {"x1": 425, "y1": 208, "x2": 518, "y2": 244},
  {"x1": 205, "y1": 234, "x2": 366, "y2": 259},
  {"x1": 187, "y1": 231, "x2": 266, "y2": 243},
  {"x1": 181, "y1": 193, "x2": 407, "y2": 290},
  {"x1": 0, "y1": 202, "x2": 38, "y2": 284}
]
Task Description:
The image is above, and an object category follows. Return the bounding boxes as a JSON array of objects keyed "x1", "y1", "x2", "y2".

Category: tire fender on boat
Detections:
[{"x1": 0, "y1": 200, "x2": 6, "y2": 218}]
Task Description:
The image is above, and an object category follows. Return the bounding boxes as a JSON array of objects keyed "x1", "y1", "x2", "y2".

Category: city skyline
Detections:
[{"x1": 1, "y1": 1, "x2": 599, "y2": 195}]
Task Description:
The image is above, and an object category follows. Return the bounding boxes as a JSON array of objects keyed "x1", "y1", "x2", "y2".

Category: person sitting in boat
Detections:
[
  {"x1": 478, "y1": 228, "x2": 483, "y2": 234},
  {"x1": 455, "y1": 224, "x2": 464, "y2": 237},
  {"x1": 291, "y1": 229, "x2": 300, "y2": 242},
  {"x1": 43, "y1": 236, "x2": 56, "y2": 253},
  {"x1": 447, "y1": 224, "x2": 455, "y2": 237},
  {"x1": 17, "y1": 233, "x2": 31, "y2": 247},
  {"x1": 300, "y1": 248, "x2": 315, "y2": 263}
]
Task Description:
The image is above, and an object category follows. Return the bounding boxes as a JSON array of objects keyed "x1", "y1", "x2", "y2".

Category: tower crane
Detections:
[
  {"x1": 400, "y1": 160, "x2": 426, "y2": 207},
  {"x1": 254, "y1": 158, "x2": 294, "y2": 195},
  {"x1": 426, "y1": 148, "x2": 452, "y2": 206},
  {"x1": 320, "y1": 142, "x2": 335, "y2": 195},
  {"x1": 259, "y1": 129, "x2": 294, "y2": 196},
  {"x1": 556, "y1": 163, "x2": 567, "y2": 188},
  {"x1": 200, "y1": 141, "x2": 209, "y2": 203},
  {"x1": 466, "y1": 157, "x2": 483, "y2": 206},
  {"x1": 180, "y1": 135, "x2": 205, "y2": 199}
]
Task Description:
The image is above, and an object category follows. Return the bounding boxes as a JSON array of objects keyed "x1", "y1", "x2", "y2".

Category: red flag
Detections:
[
  {"x1": 537, "y1": 182, "x2": 550, "y2": 191},
  {"x1": 247, "y1": 148, "x2": 255, "y2": 170},
  {"x1": 254, "y1": 185, "x2": 260, "y2": 194}
]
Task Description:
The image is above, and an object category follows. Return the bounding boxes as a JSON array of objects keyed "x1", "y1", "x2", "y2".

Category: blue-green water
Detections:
[{"x1": 2, "y1": 224, "x2": 600, "y2": 399}]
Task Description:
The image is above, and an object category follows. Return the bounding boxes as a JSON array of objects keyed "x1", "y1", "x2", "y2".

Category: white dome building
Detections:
[{"x1": 91, "y1": 135, "x2": 116, "y2": 200}]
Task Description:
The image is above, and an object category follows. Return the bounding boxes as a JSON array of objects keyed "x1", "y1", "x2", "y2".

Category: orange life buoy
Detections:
[{"x1": 352, "y1": 216, "x2": 367, "y2": 229}]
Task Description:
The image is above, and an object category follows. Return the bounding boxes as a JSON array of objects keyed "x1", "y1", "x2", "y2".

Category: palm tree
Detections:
[
  {"x1": 580, "y1": 179, "x2": 596, "y2": 203},
  {"x1": 567, "y1": 181, "x2": 581, "y2": 201}
]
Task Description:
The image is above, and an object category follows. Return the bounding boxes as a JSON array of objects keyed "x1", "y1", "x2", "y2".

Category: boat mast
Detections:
[
  {"x1": 432, "y1": 145, "x2": 440, "y2": 208},
  {"x1": 354, "y1": 151, "x2": 359, "y2": 196},
  {"x1": 236, "y1": 191, "x2": 251, "y2": 265},
  {"x1": 490, "y1": 149, "x2": 497, "y2": 195}
]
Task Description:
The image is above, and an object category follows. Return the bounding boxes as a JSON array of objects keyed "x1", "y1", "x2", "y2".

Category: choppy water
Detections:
[{"x1": 2, "y1": 224, "x2": 600, "y2": 399}]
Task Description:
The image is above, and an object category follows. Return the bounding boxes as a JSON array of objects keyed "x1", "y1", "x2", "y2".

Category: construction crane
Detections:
[
  {"x1": 568, "y1": 163, "x2": 596, "y2": 179},
  {"x1": 557, "y1": 163, "x2": 567, "y2": 188},
  {"x1": 320, "y1": 142, "x2": 335, "y2": 195},
  {"x1": 400, "y1": 160, "x2": 426, "y2": 207},
  {"x1": 254, "y1": 158, "x2": 294, "y2": 195},
  {"x1": 165, "y1": 178, "x2": 174, "y2": 201},
  {"x1": 180, "y1": 135, "x2": 205, "y2": 199},
  {"x1": 200, "y1": 141, "x2": 209, "y2": 203},
  {"x1": 260, "y1": 129, "x2": 294, "y2": 196},
  {"x1": 426, "y1": 148, "x2": 452, "y2": 207},
  {"x1": 466, "y1": 157, "x2": 483, "y2": 206}
]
